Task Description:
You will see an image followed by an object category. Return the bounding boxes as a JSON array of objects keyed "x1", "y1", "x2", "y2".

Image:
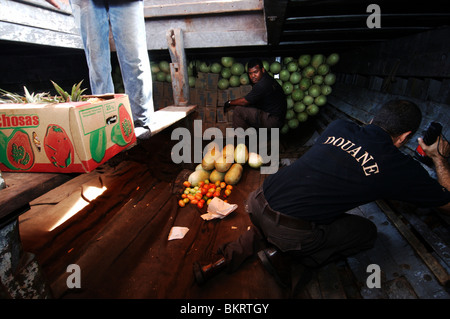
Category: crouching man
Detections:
[{"x1": 193, "y1": 99, "x2": 450, "y2": 289}]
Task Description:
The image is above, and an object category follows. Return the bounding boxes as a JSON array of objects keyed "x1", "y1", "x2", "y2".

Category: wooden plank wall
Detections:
[
  {"x1": 0, "y1": 0, "x2": 266, "y2": 50},
  {"x1": 142, "y1": 0, "x2": 266, "y2": 50},
  {"x1": 0, "y1": 0, "x2": 88, "y2": 93},
  {"x1": 332, "y1": 26, "x2": 450, "y2": 156},
  {"x1": 0, "y1": 0, "x2": 82, "y2": 48}
]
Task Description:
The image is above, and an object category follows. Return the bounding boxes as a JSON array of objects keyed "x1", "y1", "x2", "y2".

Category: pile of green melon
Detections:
[
  {"x1": 272, "y1": 53, "x2": 339, "y2": 133},
  {"x1": 150, "y1": 57, "x2": 250, "y2": 90},
  {"x1": 150, "y1": 53, "x2": 340, "y2": 132}
]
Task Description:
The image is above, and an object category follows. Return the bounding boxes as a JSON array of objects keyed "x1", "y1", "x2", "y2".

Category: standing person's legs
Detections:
[
  {"x1": 70, "y1": 0, "x2": 114, "y2": 94},
  {"x1": 108, "y1": 1, "x2": 154, "y2": 128}
]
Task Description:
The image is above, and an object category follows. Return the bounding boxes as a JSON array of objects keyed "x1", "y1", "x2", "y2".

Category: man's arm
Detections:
[
  {"x1": 228, "y1": 97, "x2": 250, "y2": 107},
  {"x1": 418, "y1": 135, "x2": 450, "y2": 213},
  {"x1": 224, "y1": 97, "x2": 249, "y2": 111}
]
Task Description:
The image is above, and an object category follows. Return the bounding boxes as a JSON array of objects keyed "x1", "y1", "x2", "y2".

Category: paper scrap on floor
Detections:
[
  {"x1": 168, "y1": 226, "x2": 189, "y2": 240},
  {"x1": 201, "y1": 197, "x2": 238, "y2": 221}
]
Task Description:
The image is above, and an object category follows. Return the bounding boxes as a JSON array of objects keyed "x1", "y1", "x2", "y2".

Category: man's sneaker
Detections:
[
  {"x1": 134, "y1": 125, "x2": 151, "y2": 141},
  {"x1": 193, "y1": 256, "x2": 228, "y2": 285}
]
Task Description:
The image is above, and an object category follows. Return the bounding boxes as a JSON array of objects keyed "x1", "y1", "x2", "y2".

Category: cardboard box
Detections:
[
  {"x1": 227, "y1": 109, "x2": 234, "y2": 123},
  {"x1": 189, "y1": 88, "x2": 198, "y2": 105},
  {"x1": 240, "y1": 85, "x2": 252, "y2": 96},
  {"x1": 152, "y1": 81, "x2": 165, "y2": 98},
  {"x1": 204, "y1": 106, "x2": 217, "y2": 124},
  {"x1": 196, "y1": 106, "x2": 206, "y2": 121},
  {"x1": 196, "y1": 72, "x2": 219, "y2": 91},
  {"x1": 0, "y1": 94, "x2": 136, "y2": 173},
  {"x1": 205, "y1": 90, "x2": 218, "y2": 107},
  {"x1": 195, "y1": 90, "x2": 217, "y2": 107},
  {"x1": 153, "y1": 95, "x2": 165, "y2": 110},
  {"x1": 217, "y1": 90, "x2": 229, "y2": 106},
  {"x1": 228, "y1": 87, "x2": 242, "y2": 100},
  {"x1": 215, "y1": 122, "x2": 231, "y2": 137},
  {"x1": 216, "y1": 107, "x2": 226, "y2": 123},
  {"x1": 163, "y1": 82, "x2": 173, "y2": 98},
  {"x1": 196, "y1": 90, "x2": 206, "y2": 107}
]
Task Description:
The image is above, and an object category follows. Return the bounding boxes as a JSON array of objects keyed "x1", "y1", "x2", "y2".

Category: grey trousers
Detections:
[
  {"x1": 232, "y1": 106, "x2": 284, "y2": 130},
  {"x1": 219, "y1": 187, "x2": 377, "y2": 271}
]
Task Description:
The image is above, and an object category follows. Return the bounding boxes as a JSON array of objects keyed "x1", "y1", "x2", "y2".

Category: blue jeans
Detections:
[{"x1": 70, "y1": 0, "x2": 154, "y2": 127}]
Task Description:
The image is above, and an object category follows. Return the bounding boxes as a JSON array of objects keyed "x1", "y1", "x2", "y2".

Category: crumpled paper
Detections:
[
  {"x1": 201, "y1": 197, "x2": 238, "y2": 221},
  {"x1": 168, "y1": 226, "x2": 189, "y2": 240}
]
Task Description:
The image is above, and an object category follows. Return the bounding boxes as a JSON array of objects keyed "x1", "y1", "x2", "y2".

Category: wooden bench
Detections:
[{"x1": 148, "y1": 105, "x2": 196, "y2": 136}]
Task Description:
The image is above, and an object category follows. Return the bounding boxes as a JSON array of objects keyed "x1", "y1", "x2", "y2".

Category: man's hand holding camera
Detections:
[
  {"x1": 419, "y1": 134, "x2": 450, "y2": 209},
  {"x1": 418, "y1": 135, "x2": 450, "y2": 162}
]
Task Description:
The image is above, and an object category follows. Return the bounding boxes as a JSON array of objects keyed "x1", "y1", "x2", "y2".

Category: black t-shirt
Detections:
[
  {"x1": 244, "y1": 72, "x2": 287, "y2": 119},
  {"x1": 263, "y1": 119, "x2": 450, "y2": 224}
]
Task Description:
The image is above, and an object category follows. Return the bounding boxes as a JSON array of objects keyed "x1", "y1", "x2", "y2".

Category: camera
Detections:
[{"x1": 415, "y1": 122, "x2": 442, "y2": 166}]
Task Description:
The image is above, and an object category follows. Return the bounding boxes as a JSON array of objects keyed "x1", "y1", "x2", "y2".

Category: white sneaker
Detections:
[{"x1": 134, "y1": 126, "x2": 151, "y2": 140}]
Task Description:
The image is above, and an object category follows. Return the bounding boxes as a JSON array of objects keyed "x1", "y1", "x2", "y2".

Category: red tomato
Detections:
[{"x1": 183, "y1": 181, "x2": 191, "y2": 187}]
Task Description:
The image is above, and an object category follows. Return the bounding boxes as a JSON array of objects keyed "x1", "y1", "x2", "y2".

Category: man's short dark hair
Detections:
[
  {"x1": 371, "y1": 99, "x2": 422, "y2": 137},
  {"x1": 247, "y1": 58, "x2": 264, "y2": 71}
]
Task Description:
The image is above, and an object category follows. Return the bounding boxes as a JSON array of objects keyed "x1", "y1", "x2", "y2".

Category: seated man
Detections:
[
  {"x1": 225, "y1": 59, "x2": 287, "y2": 130},
  {"x1": 194, "y1": 99, "x2": 450, "y2": 289}
]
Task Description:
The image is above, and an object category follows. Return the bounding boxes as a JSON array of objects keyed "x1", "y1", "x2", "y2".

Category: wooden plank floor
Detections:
[{"x1": 17, "y1": 127, "x2": 450, "y2": 299}]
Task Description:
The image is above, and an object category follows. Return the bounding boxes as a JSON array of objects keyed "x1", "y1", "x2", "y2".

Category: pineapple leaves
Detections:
[
  {"x1": 0, "y1": 80, "x2": 88, "y2": 104},
  {"x1": 51, "y1": 80, "x2": 71, "y2": 102},
  {"x1": 70, "y1": 80, "x2": 87, "y2": 102}
]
